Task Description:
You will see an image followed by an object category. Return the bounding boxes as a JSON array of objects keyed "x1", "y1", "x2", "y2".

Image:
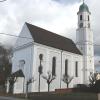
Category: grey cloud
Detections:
[
  {"x1": 0, "y1": 0, "x2": 68, "y2": 45},
  {"x1": 0, "y1": 0, "x2": 100, "y2": 71},
  {"x1": 94, "y1": 56, "x2": 100, "y2": 72},
  {"x1": 53, "y1": 0, "x2": 80, "y2": 5},
  {"x1": 91, "y1": 1, "x2": 100, "y2": 56},
  {"x1": 94, "y1": 47, "x2": 100, "y2": 56}
]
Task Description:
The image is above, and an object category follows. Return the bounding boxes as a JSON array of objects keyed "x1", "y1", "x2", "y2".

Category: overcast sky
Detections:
[{"x1": 0, "y1": 0, "x2": 100, "y2": 71}]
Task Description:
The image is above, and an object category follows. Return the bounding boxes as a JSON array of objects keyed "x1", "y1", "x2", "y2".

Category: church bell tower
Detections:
[{"x1": 76, "y1": 2, "x2": 94, "y2": 84}]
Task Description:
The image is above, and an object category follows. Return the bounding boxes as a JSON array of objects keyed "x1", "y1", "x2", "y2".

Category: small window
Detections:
[
  {"x1": 80, "y1": 15, "x2": 82, "y2": 20},
  {"x1": 19, "y1": 60, "x2": 25, "y2": 70},
  {"x1": 65, "y1": 59, "x2": 68, "y2": 76},
  {"x1": 88, "y1": 15, "x2": 90, "y2": 21},
  {"x1": 75, "y1": 61, "x2": 78, "y2": 77},
  {"x1": 52, "y1": 57, "x2": 56, "y2": 76}
]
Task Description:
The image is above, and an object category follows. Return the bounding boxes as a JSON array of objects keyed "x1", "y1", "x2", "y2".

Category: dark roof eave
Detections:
[
  {"x1": 77, "y1": 11, "x2": 91, "y2": 15},
  {"x1": 34, "y1": 41, "x2": 82, "y2": 55}
]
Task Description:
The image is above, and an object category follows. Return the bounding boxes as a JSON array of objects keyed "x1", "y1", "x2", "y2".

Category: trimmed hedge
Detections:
[{"x1": 29, "y1": 93, "x2": 98, "y2": 100}]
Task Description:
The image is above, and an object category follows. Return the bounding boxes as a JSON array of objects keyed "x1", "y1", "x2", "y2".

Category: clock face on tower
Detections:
[{"x1": 79, "y1": 23, "x2": 83, "y2": 28}]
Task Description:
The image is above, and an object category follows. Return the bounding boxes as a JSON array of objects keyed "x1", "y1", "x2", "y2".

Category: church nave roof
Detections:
[{"x1": 26, "y1": 22, "x2": 82, "y2": 55}]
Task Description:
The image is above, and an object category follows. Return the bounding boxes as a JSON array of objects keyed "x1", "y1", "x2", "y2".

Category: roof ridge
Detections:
[{"x1": 25, "y1": 22, "x2": 73, "y2": 42}]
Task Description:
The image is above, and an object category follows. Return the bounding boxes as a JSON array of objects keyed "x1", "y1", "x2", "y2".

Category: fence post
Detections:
[{"x1": 98, "y1": 93, "x2": 100, "y2": 100}]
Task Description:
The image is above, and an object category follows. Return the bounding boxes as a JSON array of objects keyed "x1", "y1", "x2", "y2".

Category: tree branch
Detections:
[{"x1": 0, "y1": 0, "x2": 7, "y2": 2}]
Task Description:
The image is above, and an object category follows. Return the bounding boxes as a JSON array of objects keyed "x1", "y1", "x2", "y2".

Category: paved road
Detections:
[{"x1": 0, "y1": 96, "x2": 29, "y2": 100}]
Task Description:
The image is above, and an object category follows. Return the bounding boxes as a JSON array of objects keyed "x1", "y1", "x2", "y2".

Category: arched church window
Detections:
[
  {"x1": 88, "y1": 15, "x2": 90, "y2": 21},
  {"x1": 52, "y1": 57, "x2": 56, "y2": 76},
  {"x1": 38, "y1": 54, "x2": 43, "y2": 74},
  {"x1": 80, "y1": 15, "x2": 82, "y2": 20},
  {"x1": 75, "y1": 61, "x2": 78, "y2": 77},
  {"x1": 65, "y1": 59, "x2": 68, "y2": 76},
  {"x1": 39, "y1": 54, "x2": 43, "y2": 61}
]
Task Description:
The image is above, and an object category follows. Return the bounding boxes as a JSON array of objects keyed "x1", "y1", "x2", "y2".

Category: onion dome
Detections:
[{"x1": 78, "y1": 3, "x2": 91, "y2": 14}]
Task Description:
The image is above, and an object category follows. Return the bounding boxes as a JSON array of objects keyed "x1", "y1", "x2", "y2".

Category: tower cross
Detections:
[{"x1": 81, "y1": 0, "x2": 84, "y2": 3}]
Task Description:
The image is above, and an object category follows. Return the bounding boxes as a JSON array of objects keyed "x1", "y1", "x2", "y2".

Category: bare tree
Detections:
[
  {"x1": 42, "y1": 71, "x2": 56, "y2": 92},
  {"x1": 89, "y1": 72, "x2": 98, "y2": 87},
  {"x1": 8, "y1": 76, "x2": 17, "y2": 93},
  {"x1": 25, "y1": 77, "x2": 35, "y2": 98},
  {"x1": 62, "y1": 74, "x2": 73, "y2": 88},
  {"x1": 0, "y1": 45, "x2": 12, "y2": 86}
]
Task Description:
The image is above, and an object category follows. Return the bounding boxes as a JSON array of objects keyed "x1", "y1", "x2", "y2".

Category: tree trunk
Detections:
[
  {"x1": 48, "y1": 83, "x2": 50, "y2": 92},
  {"x1": 67, "y1": 83, "x2": 69, "y2": 88},
  {"x1": 38, "y1": 73, "x2": 40, "y2": 92},
  {"x1": 25, "y1": 83, "x2": 28, "y2": 98}
]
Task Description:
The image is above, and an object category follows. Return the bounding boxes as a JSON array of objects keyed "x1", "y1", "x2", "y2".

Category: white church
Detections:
[{"x1": 9, "y1": 2, "x2": 94, "y2": 94}]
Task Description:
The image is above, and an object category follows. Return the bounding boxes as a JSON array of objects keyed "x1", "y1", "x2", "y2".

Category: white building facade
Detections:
[{"x1": 9, "y1": 2, "x2": 94, "y2": 94}]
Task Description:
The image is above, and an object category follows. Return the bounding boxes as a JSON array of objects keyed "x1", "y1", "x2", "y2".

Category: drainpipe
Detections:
[{"x1": 60, "y1": 50, "x2": 63, "y2": 89}]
